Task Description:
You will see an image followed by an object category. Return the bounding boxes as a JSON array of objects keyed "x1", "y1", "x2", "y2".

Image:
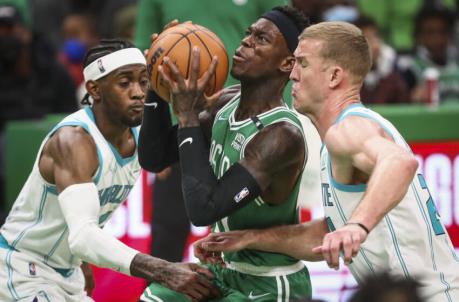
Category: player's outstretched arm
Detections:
[
  {"x1": 44, "y1": 127, "x2": 220, "y2": 301},
  {"x1": 195, "y1": 218, "x2": 328, "y2": 262},
  {"x1": 314, "y1": 116, "x2": 419, "y2": 269}
]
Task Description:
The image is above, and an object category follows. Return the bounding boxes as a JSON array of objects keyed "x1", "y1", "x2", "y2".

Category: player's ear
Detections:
[
  {"x1": 86, "y1": 81, "x2": 101, "y2": 102},
  {"x1": 279, "y1": 55, "x2": 295, "y2": 73},
  {"x1": 329, "y1": 66, "x2": 344, "y2": 88}
]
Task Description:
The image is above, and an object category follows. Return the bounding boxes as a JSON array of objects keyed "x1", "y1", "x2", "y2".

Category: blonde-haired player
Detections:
[{"x1": 196, "y1": 22, "x2": 459, "y2": 302}]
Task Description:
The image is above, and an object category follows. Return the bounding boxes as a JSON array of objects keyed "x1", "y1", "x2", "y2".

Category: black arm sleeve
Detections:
[
  {"x1": 138, "y1": 90, "x2": 179, "y2": 172},
  {"x1": 178, "y1": 127, "x2": 261, "y2": 226}
]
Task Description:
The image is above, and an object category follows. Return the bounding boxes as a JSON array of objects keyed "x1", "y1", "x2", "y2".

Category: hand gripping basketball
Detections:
[
  {"x1": 159, "y1": 46, "x2": 219, "y2": 116},
  {"x1": 146, "y1": 22, "x2": 229, "y2": 103}
]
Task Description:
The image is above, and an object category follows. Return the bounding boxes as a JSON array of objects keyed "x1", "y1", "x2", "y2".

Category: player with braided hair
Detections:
[{"x1": 0, "y1": 39, "x2": 219, "y2": 302}]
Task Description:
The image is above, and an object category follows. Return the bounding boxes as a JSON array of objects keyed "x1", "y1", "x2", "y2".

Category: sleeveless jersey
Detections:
[
  {"x1": 1, "y1": 107, "x2": 141, "y2": 272},
  {"x1": 320, "y1": 103, "x2": 459, "y2": 302},
  {"x1": 210, "y1": 94, "x2": 307, "y2": 268}
]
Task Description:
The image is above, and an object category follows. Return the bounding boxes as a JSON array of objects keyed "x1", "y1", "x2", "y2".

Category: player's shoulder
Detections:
[
  {"x1": 251, "y1": 121, "x2": 305, "y2": 154},
  {"x1": 326, "y1": 115, "x2": 386, "y2": 154},
  {"x1": 48, "y1": 126, "x2": 97, "y2": 158}
]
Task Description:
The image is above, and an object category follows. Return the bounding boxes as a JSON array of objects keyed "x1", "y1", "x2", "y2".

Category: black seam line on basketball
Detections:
[
  {"x1": 189, "y1": 27, "x2": 229, "y2": 71},
  {"x1": 154, "y1": 32, "x2": 191, "y2": 92},
  {"x1": 186, "y1": 30, "x2": 217, "y2": 92},
  {"x1": 190, "y1": 24, "x2": 226, "y2": 49}
]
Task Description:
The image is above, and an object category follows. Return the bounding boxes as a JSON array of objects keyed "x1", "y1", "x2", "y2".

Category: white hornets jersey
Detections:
[
  {"x1": 1, "y1": 107, "x2": 141, "y2": 273},
  {"x1": 320, "y1": 104, "x2": 459, "y2": 302}
]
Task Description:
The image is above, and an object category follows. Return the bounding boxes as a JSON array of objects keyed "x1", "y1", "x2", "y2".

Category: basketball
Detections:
[{"x1": 146, "y1": 22, "x2": 229, "y2": 102}]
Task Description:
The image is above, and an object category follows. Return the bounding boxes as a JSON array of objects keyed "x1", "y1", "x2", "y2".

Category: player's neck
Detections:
[
  {"x1": 316, "y1": 88, "x2": 361, "y2": 139},
  {"x1": 92, "y1": 107, "x2": 131, "y2": 148},
  {"x1": 236, "y1": 79, "x2": 285, "y2": 120}
]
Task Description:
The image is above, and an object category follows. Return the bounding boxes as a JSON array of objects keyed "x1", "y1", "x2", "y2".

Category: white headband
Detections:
[{"x1": 83, "y1": 48, "x2": 147, "y2": 82}]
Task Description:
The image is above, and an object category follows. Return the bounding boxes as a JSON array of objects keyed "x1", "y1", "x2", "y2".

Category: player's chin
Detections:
[{"x1": 124, "y1": 113, "x2": 143, "y2": 128}]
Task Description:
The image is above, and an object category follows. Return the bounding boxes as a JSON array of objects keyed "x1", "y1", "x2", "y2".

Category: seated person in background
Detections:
[
  {"x1": 353, "y1": 16, "x2": 411, "y2": 104},
  {"x1": 398, "y1": 5, "x2": 459, "y2": 104},
  {"x1": 349, "y1": 272, "x2": 425, "y2": 302}
]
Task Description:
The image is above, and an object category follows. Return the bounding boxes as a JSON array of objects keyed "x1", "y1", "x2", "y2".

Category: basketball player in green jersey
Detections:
[{"x1": 139, "y1": 6, "x2": 313, "y2": 302}]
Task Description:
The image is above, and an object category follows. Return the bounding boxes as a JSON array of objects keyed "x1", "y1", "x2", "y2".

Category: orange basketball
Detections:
[{"x1": 146, "y1": 22, "x2": 229, "y2": 102}]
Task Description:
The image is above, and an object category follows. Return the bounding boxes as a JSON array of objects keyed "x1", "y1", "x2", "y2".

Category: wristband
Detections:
[{"x1": 346, "y1": 222, "x2": 370, "y2": 234}]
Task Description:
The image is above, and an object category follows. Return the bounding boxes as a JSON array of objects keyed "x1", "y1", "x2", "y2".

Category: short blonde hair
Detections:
[{"x1": 299, "y1": 21, "x2": 371, "y2": 82}]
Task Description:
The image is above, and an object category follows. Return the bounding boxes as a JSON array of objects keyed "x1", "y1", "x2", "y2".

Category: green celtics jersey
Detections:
[{"x1": 209, "y1": 93, "x2": 306, "y2": 268}]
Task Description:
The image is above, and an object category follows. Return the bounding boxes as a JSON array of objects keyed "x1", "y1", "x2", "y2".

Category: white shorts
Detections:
[{"x1": 0, "y1": 247, "x2": 93, "y2": 302}]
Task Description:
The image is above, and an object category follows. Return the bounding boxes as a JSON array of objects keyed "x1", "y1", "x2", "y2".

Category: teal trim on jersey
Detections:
[
  {"x1": 44, "y1": 227, "x2": 68, "y2": 266},
  {"x1": 132, "y1": 127, "x2": 139, "y2": 144},
  {"x1": 412, "y1": 183, "x2": 439, "y2": 270},
  {"x1": 327, "y1": 157, "x2": 366, "y2": 192},
  {"x1": 329, "y1": 185, "x2": 376, "y2": 274},
  {"x1": 0, "y1": 234, "x2": 13, "y2": 250},
  {"x1": 335, "y1": 103, "x2": 364, "y2": 124},
  {"x1": 341, "y1": 112, "x2": 396, "y2": 141},
  {"x1": 444, "y1": 236, "x2": 459, "y2": 262},
  {"x1": 325, "y1": 217, "x2": 336, "y2": 231},
  {"x1": 417, "y1": 174, "x2": 445, "y2": 235},
  {"x1": 49, "y1": 119, "x2": 105, "y2": 184},
  {"x1": 99, "y1": 211, "x2": 112, "y2": 225},
  {"x1": 384, "y1": 216, "x2": 410, "y2": 278},
  {"x1": 49, "y1": 121, "x2": 90, "y2": 137},
  {"x1": 440, "y1": 272, "x2": 453, "y2": 302},
  {"x1": 411, "y1": 182, "x2": 455, "y2": 300},
  {"x1": 11, "y1": 185, "x2": 49, "y2": 248},
  {"x1": 94, "y1": 147, "x2": 103, "y2": 184},
  {"x1": 46, "y1": 186, "x2": 57, "y2": 195},
  {"x1": 85, "y1": 106, "x2": 138, "y2": 167},
  {"x1": 84, "y1": 106, "x2": 96, "y2": 123},
  {"x1": 6, "y1": 249, "x2": 20, "y2": 300},
  {"x1": 37, "y1": 291, "x2": 51, "y2": 302},
  {"x1": 107, "y1": 141, "x2": 137, "y2": 166},
  {"x1": 52, "y1": 266, "x2": 74, "y2": 278}
]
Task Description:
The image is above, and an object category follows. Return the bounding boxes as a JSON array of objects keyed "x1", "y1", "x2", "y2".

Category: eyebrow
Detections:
[{"x1": 114, "y1": 66, "x2": 147, "y2": 77}]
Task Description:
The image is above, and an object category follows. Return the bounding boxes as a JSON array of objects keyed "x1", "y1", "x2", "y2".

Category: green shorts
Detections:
[{"x1": 140, "y1": 261, "x2": 311, "y2": 302}]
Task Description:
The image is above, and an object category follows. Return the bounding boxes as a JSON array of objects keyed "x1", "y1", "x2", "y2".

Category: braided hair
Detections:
[{"x1": 81, "y1": 39, "x2": 135, "y2": 105}]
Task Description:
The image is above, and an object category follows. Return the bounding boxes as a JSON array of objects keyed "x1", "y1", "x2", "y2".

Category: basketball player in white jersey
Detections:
[
  {"x1": 194, "y1": 22, "x2": 459, "y2": 302},
  {"x1": 0, "y1": 39, "x2": 218, "y2": 302}
]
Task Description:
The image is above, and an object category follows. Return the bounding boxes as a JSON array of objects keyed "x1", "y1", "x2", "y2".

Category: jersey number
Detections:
[{"x1": 417, "y1": 174, "x2": 445, "y2": 236}]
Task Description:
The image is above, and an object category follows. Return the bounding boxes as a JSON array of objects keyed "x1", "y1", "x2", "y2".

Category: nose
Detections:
[
  {"x1": 131, "y1": 82, "x2": 146, "y2": 102},
  {"x1": 290, "y1": 62, "x2": 299, "y2": 82},
  {"x1": 241, "y1": 34, "x2": 253, "y2": 48}
]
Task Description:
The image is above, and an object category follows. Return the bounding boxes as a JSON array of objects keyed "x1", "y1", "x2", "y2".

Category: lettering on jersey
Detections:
[
  {"x1": 210, "y1": 141, "x2": 231, "y2": 178},
  {"x1": 99, "y1": 185, "x2": 133, "y2": 206},
  {"x1": 322, "y1": 183, "x2": 333, "y2": 206},
  {"x1": 231, "y1": 133, "x2": 245, "y2": 151}
]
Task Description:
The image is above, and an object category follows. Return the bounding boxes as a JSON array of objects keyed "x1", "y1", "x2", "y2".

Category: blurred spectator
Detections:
[
  {"x1": 321, "y1": 0, "x2": 359, "y2": 22},
  {"x1": 292, "y1": 0, "x2": 359, "y2": 24},
  {"x1": 354, "y1": 16, "x2": 410, "y2": 104},
  {"x1": 349, "y1": 272, "x2": 424, "y2": 302},
  {"x1": 357, "y1": 0, "x2": 456, "y2": 52},
  {"x1": 399, "y1": 5, "x2": 459, "y2": 104},
  {"x1": 113, "y1": 4, "x2": 137, "y2": 42},
  {"x1": 0, "y1": 4, "x2": 77, "y2": 223},
  {"x1": 290, "y1": 0, "x2": 323, "y2": 24},
  {"x1": 59, "y1": 13, "x2": 99, "y2": 88},
  {"x1": 29, "y1": 0, "x2": 69, "y2": 50}
]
